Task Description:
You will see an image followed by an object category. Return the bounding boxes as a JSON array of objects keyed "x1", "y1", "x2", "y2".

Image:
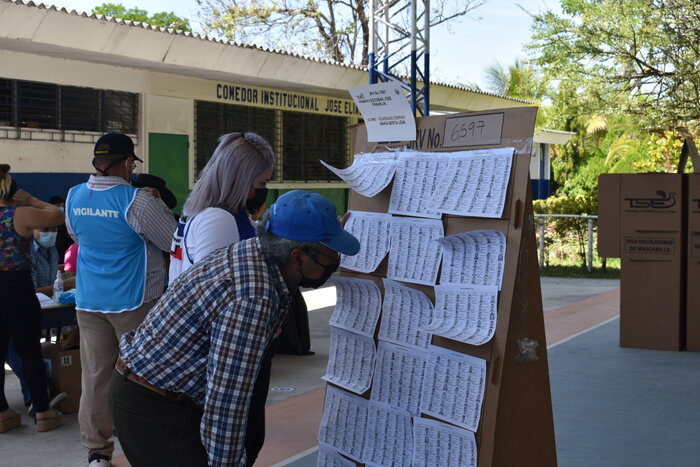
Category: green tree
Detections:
[
  {"x1": 482, "y1": 58, "x2": 551, "y2": 128},
  {"x1": 92, "y1": 3, "x2": 192, "y2": 31},
  {"x1": 529, "y1": 0, "x2": 700, "y2": 136},
  {"x1": 483, "y1": 59, "x2": 548, "y2": 102},
  {"x1": 197, "y1": 0, "x2": 486, "y2": 66}
]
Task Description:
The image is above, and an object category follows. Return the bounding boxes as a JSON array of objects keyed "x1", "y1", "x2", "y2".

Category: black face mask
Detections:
[
  {"x1": 299, "y1": 253, "x2": 340, "y2": 289},
  {"x1": 246, "y1": 188, "x2": 268, "y2": 213}
]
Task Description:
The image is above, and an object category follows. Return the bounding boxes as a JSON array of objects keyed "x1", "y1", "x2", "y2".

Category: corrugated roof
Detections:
[{"x1": 2, "y1": 0, "x2": 529, "y2": 104}]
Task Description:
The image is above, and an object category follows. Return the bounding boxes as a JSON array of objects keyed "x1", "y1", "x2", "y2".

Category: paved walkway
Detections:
[{"x1": 2, "y1": 277, "x2": 640, "y2": 466}]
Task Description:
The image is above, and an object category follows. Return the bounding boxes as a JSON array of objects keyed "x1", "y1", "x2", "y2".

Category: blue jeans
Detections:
[{"x1": 6, "y1": 338, "x2": 32, "y2": 406}]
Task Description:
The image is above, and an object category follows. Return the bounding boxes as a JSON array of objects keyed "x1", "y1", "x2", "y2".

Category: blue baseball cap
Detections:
[{"x1": 267, "y1": 190, "x2": 360, "y2": 256}]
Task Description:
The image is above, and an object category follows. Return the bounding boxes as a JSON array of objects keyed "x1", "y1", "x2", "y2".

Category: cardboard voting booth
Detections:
[
  {"x1": 598, "y1": 139, "x2": 700, "y2": 351},
  {"x1": 317, "y1": 107, "x2": 557, "y2": 466}
]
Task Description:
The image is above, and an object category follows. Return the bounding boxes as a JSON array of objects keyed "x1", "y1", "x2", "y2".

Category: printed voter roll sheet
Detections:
[
  {"x1": 412, "y1": 417, "x2": 477, "y2": 467},
  {"x1": 318, "y1": 386, "x2": 368, "y2": 461},
  {"x1": 387, "y1": 217, "x2": 444, "y2": 286},
  {"x1": 420, "y1": 345, "x2": 487, "y2": 432},
  {"x1": 389, "y1": 153, "x2": 450, "y2": 219},
  {"x1": 320, "y1": 152, "x2": 398, "y2": 198},
  {"x1": 328, "y1": 276, "x2": 382, "y2": 337},
  {"x1": 317, "y1": 443, "x2": 356, "y2": 467},
  {"x1": 378, "y1": 278, "x2": 433, "y2": 350},
  {"x1": 361, "y1": 402, "x2": 413, "y2": 467},
  {"x1": 323, "y1": 326, "x2": 376, "y2": 394},
  {"x1": 437, "y1": 230, "x2": 506, "y2": 290},
  {"x1": 428, "y1": 147, "x2": 514, "y2": 218},
  {"x1": 340, "y1": 211, "x2": 392, "y2": 274},
  {"x1": 370, "y1": 341, "x2": 427, "y2": 415},
  {"x1": 423, "y1": 284, "x2": 498, "y2": 346}
]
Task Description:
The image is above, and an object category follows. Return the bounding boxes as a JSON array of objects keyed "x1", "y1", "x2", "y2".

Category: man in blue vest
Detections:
[{"x1": 66, "y1": 132, "x2": 177, "y2": 467}]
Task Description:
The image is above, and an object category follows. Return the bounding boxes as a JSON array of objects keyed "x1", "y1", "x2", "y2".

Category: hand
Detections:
[
  {"x1": 142, "y1": 187, "x2": 161, "y2": 199},
  {"x1": 12, "y1": 189, "x2": 34, "y2": 206},
  {"x1": 339, "y1": 211, "x2": 351, "y2": 228}
]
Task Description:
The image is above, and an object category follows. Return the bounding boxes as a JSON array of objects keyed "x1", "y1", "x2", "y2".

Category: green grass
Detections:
[{"x1": 539, "y1": 264, "x2": 620, "y2": 279}]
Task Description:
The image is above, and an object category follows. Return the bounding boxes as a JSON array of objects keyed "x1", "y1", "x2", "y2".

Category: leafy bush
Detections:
[{"x1": 534, "y1": 194, "x2": 598, "y2": 269}]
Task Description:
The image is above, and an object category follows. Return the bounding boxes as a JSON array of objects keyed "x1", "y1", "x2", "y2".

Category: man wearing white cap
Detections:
[{"x1": 110, "y1": 190, "x2": 360, "y2": 467}]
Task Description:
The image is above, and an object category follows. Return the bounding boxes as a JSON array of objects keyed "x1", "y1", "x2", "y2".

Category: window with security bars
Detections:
[
  {"x1": 18, "y1": 81, "x2": 57, "y2": 129},
  {"x1": 0, "y1": 78, "x2": 138, "y2": 133},
  {"x1": 195, "y1": 101, "x2": 276, "y2": 175},
  {"x1": 102, "y1": 90, "x2": 138, "y2": 133},
  {"x1": 282, "y1": 111, "x2": 347, "y2": 181},
  {"x1": 61, "y1": 86, "x2": 99, "y2": 131},
  {"x1": 0, "y1": 79, "x2": 13, "y2": 126}
]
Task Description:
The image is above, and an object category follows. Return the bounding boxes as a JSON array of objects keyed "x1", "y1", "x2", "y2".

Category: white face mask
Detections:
[{"x1": 37, "y1": 232, "x2": 57, "y2": 249}]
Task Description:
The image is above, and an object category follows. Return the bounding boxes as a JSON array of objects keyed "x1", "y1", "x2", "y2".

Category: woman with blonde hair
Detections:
[
  {"x1": 168, "y1": 132, "x2": 274, "y2": 282},
  {"x1": 164, "y1": 132, "x2": 274, "y2": 465},
  {"x1": 0, "y1": 164, "x2": 65, "y2": 433}
]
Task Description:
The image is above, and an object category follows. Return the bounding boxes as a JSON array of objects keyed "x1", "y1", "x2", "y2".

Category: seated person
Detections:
[{"x1": 30, "y1": 226, "x2": 74, "y2": 296}]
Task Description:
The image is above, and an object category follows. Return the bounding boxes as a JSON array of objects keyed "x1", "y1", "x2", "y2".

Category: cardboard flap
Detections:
[
  {"x1": 678, "y1": 138, "x2": 700, "y2": 174},
  {"x1": 597, "y1": 174, "x2": 622, "y2": 258}
]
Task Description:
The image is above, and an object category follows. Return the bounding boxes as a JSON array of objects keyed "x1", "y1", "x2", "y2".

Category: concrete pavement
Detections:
[{"x1": 2, "y1": 277, "x2": 630, "y2": 466}]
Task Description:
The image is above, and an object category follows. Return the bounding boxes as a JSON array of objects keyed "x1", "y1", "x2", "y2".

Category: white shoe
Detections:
[{"x1": 88, "y1": 459, "x2": 111, "y2": 467}]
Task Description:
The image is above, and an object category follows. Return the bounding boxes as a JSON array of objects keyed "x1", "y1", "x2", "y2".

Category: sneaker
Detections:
[{"x1": 88, "y1": 454, "x2": 111, "y2": 467}]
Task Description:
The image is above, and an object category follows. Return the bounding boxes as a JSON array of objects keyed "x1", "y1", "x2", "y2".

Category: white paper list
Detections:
[
  {"x1": 389, "y1": 154, "x2": 450, "y2": 218},
  {"x1": 329, "y1": 276, "x2": 382, "y2": 337},
  {"x1": 423, "y1": 284, "x2": 498, "y2": 346},
  {"x1": 371, "y1": 341, "x2": 427, "y2": 415},
  {"x1": 323, "y1": 326, "x2": 376, "y2": 395},
  {"x1": 428, "y1": 147, "x2": 514, "y2": 218},
  {"x1": 340, "y1": 211, "x2": 392, "y2": 274},
  {"x1": 361, "y1": 402, "x2": 413, "y2": 467},
  {"x1": 378, "y1": 278, "x2": 433, "y2": 350},
  {"x1": 387, "y1": 217, "x2": 443, "y2": 286},
  {"x1": 420, "y1": 345, "x2": 487, "y2": 432},
  {"x1": 437, "y1": 230, "x2": 506, "y2": 290},
  {"x1": 412, "y1": 417, "x2": 478, "y2": 467},
  {"x1": 317, "y1": 442, "x2": 356, "y2": 467},
  {"x1": 318, "y1": 386, "x2": 368, "y2": 461},
  {"x1": 321, "y1": 152, "x2": 398, "y2": 198}
]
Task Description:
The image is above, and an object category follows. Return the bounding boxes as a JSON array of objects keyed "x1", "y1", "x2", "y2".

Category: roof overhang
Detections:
[
  {"x1": 534, "y1": 129, "x2": 575, "y2": 145},
  {"x1": 0, "y1": 0, "x2": 528, "y2": 111}
]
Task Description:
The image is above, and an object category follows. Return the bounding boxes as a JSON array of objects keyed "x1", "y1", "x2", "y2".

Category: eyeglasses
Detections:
[{"x1": 304, "y1": 247, "x2": 340, "y2": 265}]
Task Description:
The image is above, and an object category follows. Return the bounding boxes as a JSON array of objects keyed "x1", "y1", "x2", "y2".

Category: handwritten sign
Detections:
[
  {"x1": 349, "y1": 82, "x2": 416, "y2": 142},
  {"x1": 443, "y1": 113, "x2": 504, "y2": 148}
]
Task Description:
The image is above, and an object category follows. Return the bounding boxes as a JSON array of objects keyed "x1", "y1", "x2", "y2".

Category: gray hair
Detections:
[
  {"x1": 183, "y1": 132, "x2": 274, "y2": 217},
  {"x1": 256, "y1": 212, "x2": 318, "y2": 265}
]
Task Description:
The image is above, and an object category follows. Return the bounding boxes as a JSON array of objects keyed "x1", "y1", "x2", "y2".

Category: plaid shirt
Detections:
[{"x1": 119, "y1": 237, "x2": 292, "y2": 466}]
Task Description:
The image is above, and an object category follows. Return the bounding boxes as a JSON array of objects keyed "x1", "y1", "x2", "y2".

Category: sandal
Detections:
[
  {"x1": 35, "y1": 410, "x2": 63, "y2": 432},
  {"x1": 0, "y1": 410, "x2": 21, "y2": 433}
]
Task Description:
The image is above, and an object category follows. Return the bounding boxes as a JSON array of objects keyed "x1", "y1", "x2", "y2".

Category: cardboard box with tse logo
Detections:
[{"x1": 598, "y1": 173, "x2": 685, "y2": 351}]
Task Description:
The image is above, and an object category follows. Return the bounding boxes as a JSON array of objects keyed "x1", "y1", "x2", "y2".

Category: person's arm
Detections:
[
  {"x1": 127, "y1": 189, "x2": 177, "y2": 251},
  {"x1": 12, "y1": 190, "x2": 64, "y2": 237},
  {"x1": 202, "y1": 298, "x2": 275, "y2": 466}
]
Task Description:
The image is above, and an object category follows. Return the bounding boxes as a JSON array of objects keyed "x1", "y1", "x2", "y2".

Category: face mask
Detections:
[
  {"x1": 37, "y1": 232, "x2": 57, "y2": 249},
  {"x1": 299, "y1": 256, "x2": 339, "y2": 289},
  {"x1": 246, "y1": 188, "x2": 268, "y2": 213}
]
